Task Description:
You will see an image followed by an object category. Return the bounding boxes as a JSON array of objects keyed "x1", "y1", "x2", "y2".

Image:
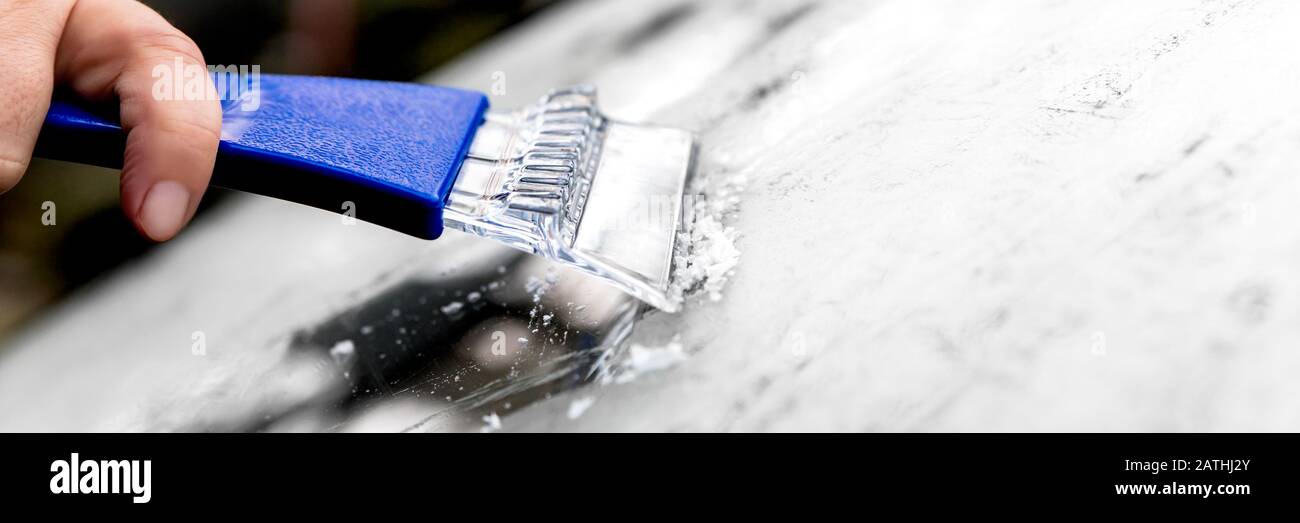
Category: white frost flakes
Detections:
[
  {"x1": 440, "y1": 301, "x2": 464, "y2": 316},
  {"x1": 696, "y1": 217, "x2": 742, "y2": 301},
  {"x1": 669, "y1": 215, "x2": 741, "y2": 303},
  {"x1": 525, "y1": 276, "x2": 546, "y2": 295},
  {"x1": 328, "y1": 340, "x2": 356, "y2": 366},
  {"x1": 466, "y1": 291, "x2": 482, "y2": 303},
  {"x1": 609, "y1": 339, "x2": 688, "y2": 385},
  {"x1": 480, "y1": 412, "x2": 502, "y2": 433},
  {"x1": 626, "y1": 341, "x2": 687, "y2": 374},
  {"x1": 664, "y1": 168, "x2": 745, "y2": 305},
  {"x1": 566, "y1": 396, "x2": 596, "y2": 420}
]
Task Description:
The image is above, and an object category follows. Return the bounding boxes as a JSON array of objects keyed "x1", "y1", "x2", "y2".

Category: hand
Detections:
[{"x1": 0, "y1": 0, "x2": 221, "y2": 241}]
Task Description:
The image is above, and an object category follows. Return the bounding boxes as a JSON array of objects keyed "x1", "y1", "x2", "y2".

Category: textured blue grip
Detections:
[{"x1": 36, "y1": 74, "x2": 489, "y2": 240}]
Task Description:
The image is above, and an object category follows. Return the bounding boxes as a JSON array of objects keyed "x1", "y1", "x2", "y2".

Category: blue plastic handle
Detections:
[{"x1": 35, "y1": 74, "x2": 489, "y2": 240}]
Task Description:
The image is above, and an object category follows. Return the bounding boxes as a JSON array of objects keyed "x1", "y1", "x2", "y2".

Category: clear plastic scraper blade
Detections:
[{"x1": 444, "y1": 86, "x2": 695, "y2": 312}]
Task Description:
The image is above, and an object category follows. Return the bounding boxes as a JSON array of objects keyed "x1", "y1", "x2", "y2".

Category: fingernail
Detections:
[{"x1": 139, "y1": 181, "x2": 192, "y2": 241}]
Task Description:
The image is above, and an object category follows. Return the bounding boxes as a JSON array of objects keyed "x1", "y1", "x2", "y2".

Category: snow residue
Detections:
[
  {"x1": 566, "y1": 396, "x2": 596, "y2": 419},
  {"x1": 328, "y1": 340, "x2": 355, "y2": 366},
  {"x1": 480, "y1": 412, "x2": 502, "y2": 433},
  {"x1": 668, "y1": 172, "x2": 744, "y2": 304},
  {"x1": 676, "y1": 216, "x2": 741, "y2": 302},
  {"x1": 605, "y1": 339, "x2": 688, "y2": 385},
  {"x1": 525, "y1": 271, "x2": 557, "y2": 300},
  {"x1": 440, "y1": 301, "x2": 464, "y2": 316},
  {"x1": 525, "y1": 269, "x2": 560, "y2": 335}
]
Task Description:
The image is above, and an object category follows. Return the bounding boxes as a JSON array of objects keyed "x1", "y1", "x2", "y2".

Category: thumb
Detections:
[{"x1": 55, "y1": 0, "x2": 222, "y2": 241}]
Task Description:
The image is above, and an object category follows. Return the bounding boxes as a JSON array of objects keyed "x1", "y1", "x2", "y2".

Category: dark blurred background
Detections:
[{"x1": 0, "y1": 0, "x2": 559, "y2": 337}]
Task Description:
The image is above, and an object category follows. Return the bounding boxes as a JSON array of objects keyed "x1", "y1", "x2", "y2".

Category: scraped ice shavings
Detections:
[
  {"x1": 668, "y1": 171, "x2": 744, "y2": 303},
  {"x1": 328, "y1": 340, "x2": 355, "y2": 365},
  {"x1": 603, "y1": 338, "x2": 688, "y2": 385},
  {"x1": 524, "y1": 269, "x2": 560, "y2": 337},
  {"x1": 567, "y1": 396, "x2": 596, "y2": 419},
  {"x1": 625, "y1": 341, "x2": 687, "y2": 374},
  {"x1": 674, "y1": 216, "x2": 740, "y2": 302},
  {"x1": 440, "y1": 301, "x2": 464, "y2": 316}
]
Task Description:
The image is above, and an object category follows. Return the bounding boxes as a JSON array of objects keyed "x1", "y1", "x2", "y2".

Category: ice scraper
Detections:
[{"x1": 35, "y1": 76, "x2": 694, "y2": 312}]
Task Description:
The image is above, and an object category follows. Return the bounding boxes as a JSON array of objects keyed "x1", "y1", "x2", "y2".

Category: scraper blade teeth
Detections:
[{"x1": 442, "y1": 86, "x2": 694, "y2": 312}]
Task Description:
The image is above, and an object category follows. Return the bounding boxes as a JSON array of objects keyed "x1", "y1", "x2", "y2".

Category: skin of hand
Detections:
[{"x1": 0, "y1": 0, "x2": 222, "y2": 241}]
